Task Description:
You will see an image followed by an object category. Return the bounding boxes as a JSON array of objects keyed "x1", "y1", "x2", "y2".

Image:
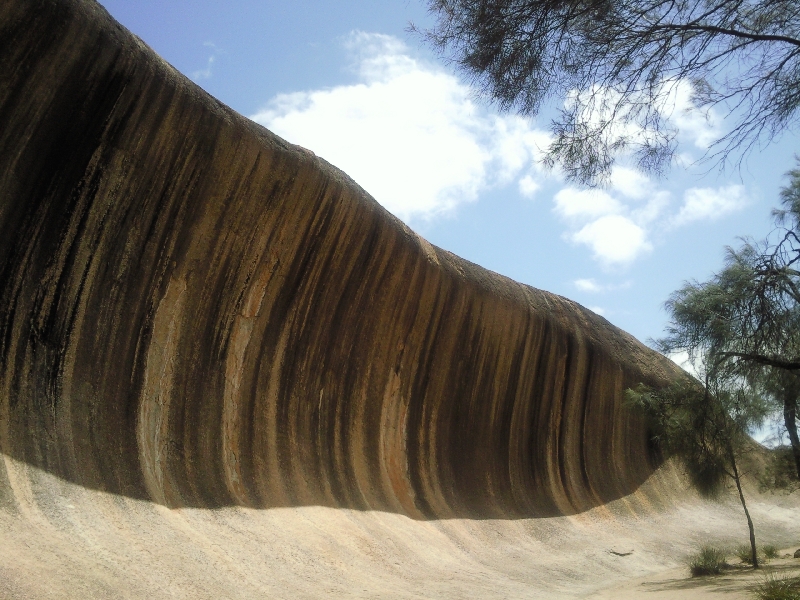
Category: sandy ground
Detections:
[
  {"x1": 592, "y1": 555, "x2": 800, "y2": 599},
  {"x1": 1, "y1": 458, "x2": 799, "y2": 599}
]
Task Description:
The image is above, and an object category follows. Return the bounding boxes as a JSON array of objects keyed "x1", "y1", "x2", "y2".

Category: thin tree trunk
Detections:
[
  {"x1": 784, "y1": 396, "x2": 800, "y2": 480},
  {"x1": 730, "y1": 455, "x2": 759, "y2": 569}
]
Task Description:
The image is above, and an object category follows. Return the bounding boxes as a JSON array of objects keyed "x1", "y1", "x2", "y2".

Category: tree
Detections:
[
  {"x1": 758, "y1": 369, "x2": 800, "y2": 480},
  {"x1": 627, "y1": 372, "x2": 768, "y2": 568},
  {"x1": 416, "y1": 0, "x2": 800, "y2": 185},
  {"x1": 657, "y1": 163, "x2": 800, "y2": 480}
]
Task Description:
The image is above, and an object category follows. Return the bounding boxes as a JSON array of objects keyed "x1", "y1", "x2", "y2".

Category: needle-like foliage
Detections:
[
  {"x1": 657, "y1": 163, "x2": 800, "y2": 479},
  {"x1": 627, "y1": 373, "x2": 768, "y2": 568},
  {"x1": 416, "y1": 0, "x2": 800, "y2": 184}
]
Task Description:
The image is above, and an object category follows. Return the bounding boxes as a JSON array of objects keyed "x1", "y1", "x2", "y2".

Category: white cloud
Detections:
[
  {"x1": 192, "y1": 42, "x2": 221, "y2": 81},
  {"x1": 553, "y1": 188, "x2": 663, "y2": 264},
  {"x1": 250, "y1": 32, "x2": 548, "y2": 222},
  {"x1": 574, "y1": 278, "x2": 631, "y2": 293},
  {"x1": 673, "y1": 184, "x2": 749, "y2": 225},
  {"x1": 562, "y1": 78, "x2": 721, "y2": 169},
  {"x1": 608, "y1": 166, "x2": 651, "y2": 200},
  {"x1": 548, "y1": 159, "x2": 678, "y2": 265},
  {"x1": 490, "y1": 116, "x2": 551, "y2": 182},
  {"x1": 344, "y1": 32, "x2": 410, "y2": 81},
  {"x1": 631, "y1": 191, "x2": 671, "y2": 226},
  {"x1": 575, "y1": 279, "x2": 603, "y2": 293},
  {"x1": 518, "y1": 174, "x2": 540, "y2": 198},
  {"x1": 532, "y1": 80, "x2": 741, "y2": 266},
  {"x1": 668, "y1": 350, "x2": 701, "y2": 378},
  {"x1": 553, "y1": 188, "x2": 622, "y2": 221},
  {"x1": 666, "y1": 79, "x2": 721, "y2": 150},
  {"x1": 588, "y1": 306, "x2": 606, "y2": 316},
  {"x1": 571, "y1": 215, "x2": 652, "y2": 265},
  {"x1": 563, "y1": 85, "x2": 651, "y2": 154},
  {"x1": 193, "y1": 56, "x2": 215, "y2": 81},
  {"x1": 248, "y1": 32, "x2": 735, "y2": 268}
]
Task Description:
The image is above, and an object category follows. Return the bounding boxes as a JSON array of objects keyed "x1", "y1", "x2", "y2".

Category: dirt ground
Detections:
[{"x1": 592, "y1": 554, "x2": 800, "y2": 599}]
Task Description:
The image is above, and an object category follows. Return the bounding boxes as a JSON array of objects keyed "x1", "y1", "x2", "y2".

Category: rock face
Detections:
[{"x1": 0, "y1": 0, "x2": 682, "y2": 521}]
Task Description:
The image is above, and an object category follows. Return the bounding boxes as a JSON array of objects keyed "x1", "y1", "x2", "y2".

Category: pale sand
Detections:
[
  {"x1": 2, "y1": 459, "x2": 798, "y2": 598},
  {"x1": 591, "y1": 556, "x2": 800, "y2": 599}
]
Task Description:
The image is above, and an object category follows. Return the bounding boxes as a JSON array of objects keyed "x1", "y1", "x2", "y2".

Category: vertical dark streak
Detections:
[{"x1": 0, "y1": 0, "x2": 683, "y2": 519}]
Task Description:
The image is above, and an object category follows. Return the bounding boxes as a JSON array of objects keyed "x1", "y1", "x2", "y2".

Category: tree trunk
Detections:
[
  {"x1": 784, "y1": 396, "x2": 800, "y2": 480},
  {"x1": 731, "y1": 456, "x2": 759, "y2": 569}
]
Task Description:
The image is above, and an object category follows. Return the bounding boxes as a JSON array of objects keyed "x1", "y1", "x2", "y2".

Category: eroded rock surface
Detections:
[
  {"x1": 8, "y1": 3, "x2": 800, "y2": 598},
  {"x1": 0, "y1": 0, "x2": 683, "y2": 523}
]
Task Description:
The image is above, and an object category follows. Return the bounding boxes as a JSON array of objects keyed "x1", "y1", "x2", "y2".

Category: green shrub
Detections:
[
  {"x1": 763, "y1": 545, "x2": 780, "y2": 560},
  {"x1": 753, "y1": 573, "x2": 800, "y2": 600},
  {"x1": 689, "y1": 545, "x2": 728, "y2": 577},
  {"x1": 737, "y1": 544, "x2": 758, "y2": 564}
]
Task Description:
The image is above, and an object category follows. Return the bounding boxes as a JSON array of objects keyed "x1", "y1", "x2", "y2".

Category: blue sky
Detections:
[{"x1": 100, "y1": 0, "x2": 800, "y2": 348}]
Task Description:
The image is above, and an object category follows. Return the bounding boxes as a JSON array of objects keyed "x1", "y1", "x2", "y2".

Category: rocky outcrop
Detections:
[{"x1": 0, "y1": 0, "x2": 683, "y2": 520}]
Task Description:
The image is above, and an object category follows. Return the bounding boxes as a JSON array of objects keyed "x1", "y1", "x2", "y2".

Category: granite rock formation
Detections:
[{"x1": 0, "y1": 0, "x2": 684, "y2": 522}]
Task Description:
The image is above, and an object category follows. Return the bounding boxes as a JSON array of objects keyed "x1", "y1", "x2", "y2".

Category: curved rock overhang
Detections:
[{"x1": 0, "y1": 0, "x2": 684, "y2": 519}]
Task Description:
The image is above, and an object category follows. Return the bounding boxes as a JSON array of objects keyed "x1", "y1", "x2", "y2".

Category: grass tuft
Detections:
[
  {"x1": 763, "y1": 545, "x2": 780, "y2": 560},
  {"x1": 689, "y1": 545, "x2": 728, "y2": 577},
  {"x1": 737, "y1": 544, "x2": 758, "y2": 565},
  {"x1": 753, "y1": 573, "x2": 800, "y2": 600}
]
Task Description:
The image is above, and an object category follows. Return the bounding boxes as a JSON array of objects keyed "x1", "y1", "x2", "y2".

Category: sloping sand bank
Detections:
[{"x1": 1, "y1": 458, "x2": 798, "y2": 598}]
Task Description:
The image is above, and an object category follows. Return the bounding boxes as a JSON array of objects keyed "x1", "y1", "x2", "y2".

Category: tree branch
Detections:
[
  {"x1": 646, "y1": 24, "x2": 800, "y2": 48},
  {"x1": 718, "y1": 351, "x2": 800, "y2": 370}
]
